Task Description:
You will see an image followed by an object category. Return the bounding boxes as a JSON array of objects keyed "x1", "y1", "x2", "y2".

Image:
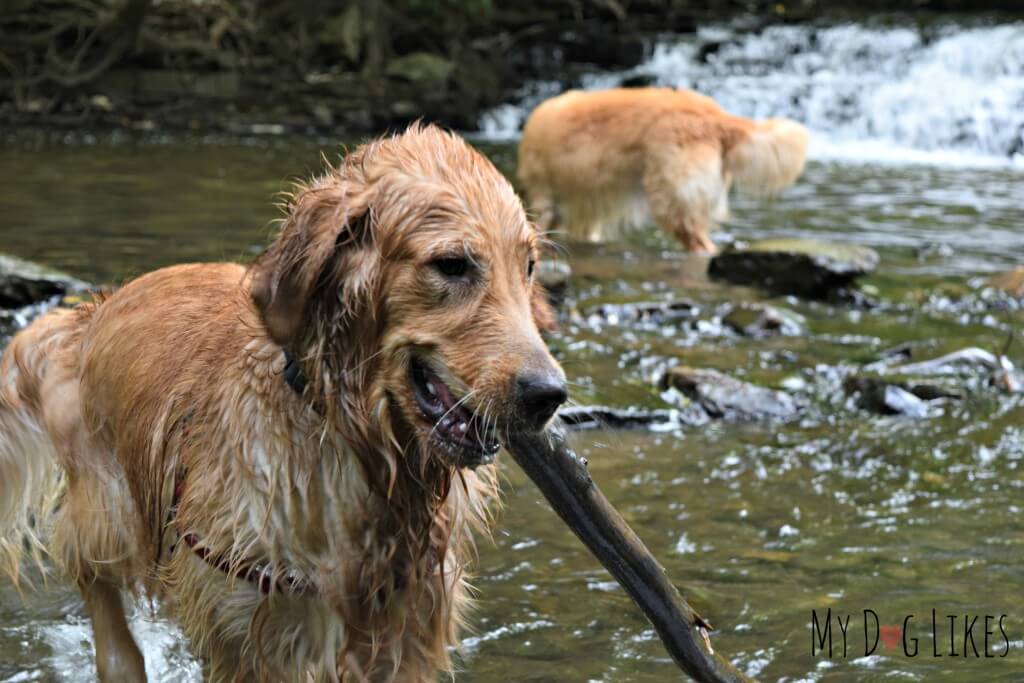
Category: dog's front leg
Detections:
[{"x1": 81, "y1": 579, "x2": 147, "y2": 682}]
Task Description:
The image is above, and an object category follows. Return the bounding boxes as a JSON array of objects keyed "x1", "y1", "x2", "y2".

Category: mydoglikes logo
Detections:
[{"x1": 811, "y1": 609, "x2": 1011, "y2": 658}]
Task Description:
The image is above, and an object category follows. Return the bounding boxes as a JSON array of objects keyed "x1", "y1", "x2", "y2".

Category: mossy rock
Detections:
[
  {"x1": 318, "y1": 4, "x2": 362, "y2": 63},
  {"x1": 386, "y1": 52, "x2": 454, "y2": 87},
  {"x1": 709, "y1": 238, "x2": 879, "y2": 300}
]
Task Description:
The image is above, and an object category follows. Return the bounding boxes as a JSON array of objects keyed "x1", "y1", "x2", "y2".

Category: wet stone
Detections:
[
  {"x1": 893, "y1": 348, "x2": 1005, "y2": 375},
  {"x1": 658, "y1": 366, "x2": 800, "y2": 421},
  {"x1": 558, "y1": 404, "x2": 708, "y2": 431},
  {"x1": 708, "y1": 238, "x2": 879, "y2": 300},
  {"x1": 722, "y1": 303, "x2": 804, "y2": 337},
  {"x1": 843, "y1": 375, "x2": 962, "y2": 417},
  {"x1": 0, "y1": 254, "x2": 84, "y2": 310},
  {"x1": 876, "y1": 342, "x2": 915, "y2": 363},
  {"x1": 536, "y1": 259, "x2": 571, "y2": 307},
  {"x1": 584, "y1": 298, "x2": 699, "y2": 325}
]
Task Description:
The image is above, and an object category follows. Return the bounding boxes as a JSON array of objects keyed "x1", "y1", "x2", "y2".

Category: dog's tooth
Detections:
[
  {"x1": 457, "y1": 422, "x2": 468, "y2": 433},
  {"x1": 426, "y1": 381, "x2": 438, "y2": 397}
]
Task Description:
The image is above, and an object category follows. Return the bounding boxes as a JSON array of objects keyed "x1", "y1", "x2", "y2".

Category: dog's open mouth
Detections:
[{"x1": 410, "y1": 358, "x2": 499, "y2": 466}]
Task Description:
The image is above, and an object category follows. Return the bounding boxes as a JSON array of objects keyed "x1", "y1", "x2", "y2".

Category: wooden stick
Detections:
[{"x1": 504, "y1": 424, "x2": 755, "y2": 683}]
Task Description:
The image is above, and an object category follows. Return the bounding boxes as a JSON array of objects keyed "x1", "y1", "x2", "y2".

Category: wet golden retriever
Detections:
[
  {"x1": 518, "y1": 87, "x2": 809, "y2": 253},
  {"x1": 0, "y1": 124, "x2": 567, "y2": 682}
]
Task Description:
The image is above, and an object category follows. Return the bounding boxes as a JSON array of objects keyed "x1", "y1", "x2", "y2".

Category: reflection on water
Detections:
[{"x1": 0, "y1": 132, "x2": 1023, "y2": 682}]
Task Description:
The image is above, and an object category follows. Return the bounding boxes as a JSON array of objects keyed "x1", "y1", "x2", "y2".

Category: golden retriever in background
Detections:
[
  {"x1": 518, "y1": 87, "x2": 809, "y2": 253},
  {"x1": 0, "y1": 124, "x2": 567, "y2": 682}
]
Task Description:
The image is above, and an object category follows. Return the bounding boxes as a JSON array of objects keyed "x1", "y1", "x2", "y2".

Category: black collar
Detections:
[{"x1": 282, "y1": 348, "x2": 307, "y2": 395}]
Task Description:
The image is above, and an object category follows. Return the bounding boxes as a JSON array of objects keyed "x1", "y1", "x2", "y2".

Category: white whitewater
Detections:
[{"x1": 480, "y1": 21, "x2": 1024, "y2": 168}]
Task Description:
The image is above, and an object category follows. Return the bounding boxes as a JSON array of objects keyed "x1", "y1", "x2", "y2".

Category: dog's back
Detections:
[
  {"x1": 0, "y1": 263, "x2": 266, "y2": 680},
  {"x1": 518, "y1": 87, "x2": 808, "y2": 252},
  {"x1": 0, "y1": 264, "x2": 251, "y2": 588}
]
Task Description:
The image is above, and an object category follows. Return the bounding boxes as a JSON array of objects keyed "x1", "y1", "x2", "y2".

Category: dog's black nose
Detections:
[{"x1": 517, "y1": 373, "x2": 568, "y2": 427}]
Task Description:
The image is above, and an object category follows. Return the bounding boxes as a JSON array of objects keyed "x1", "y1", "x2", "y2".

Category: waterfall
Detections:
[{"x1": 480, "y1": 21, "x2": 1024, "y2": 168}]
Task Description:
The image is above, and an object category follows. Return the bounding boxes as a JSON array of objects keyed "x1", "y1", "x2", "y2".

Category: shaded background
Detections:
[{"x1": 3, "y1": 0, "x2": 1024, "y2": 135}]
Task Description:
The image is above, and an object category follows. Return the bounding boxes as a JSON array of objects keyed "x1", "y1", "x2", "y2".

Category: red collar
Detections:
[
  {"x1": 171, "y1": 472, "x2": 317, "y2": 596},
  {"x1": 167, "y1": 355, "x2": 315, "y2": 597}
]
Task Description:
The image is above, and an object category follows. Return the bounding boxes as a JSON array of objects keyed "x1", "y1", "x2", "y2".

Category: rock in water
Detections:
[
  {"x1": 722, "y1": 303, "x2": 804, "y2": 337},
  {"x1": 876, "y1": 385, "x2": 928, "y2": 418},
  {"x1": 708, "y1": 238, "x2": 879, "y2": 300},
  {"x1": 658, "y1": 366, "x2": 800, "y2": 421},
  {"x1": 584, "y1": 299, "x2": 699, "y2": 325},
  {"x1": 842, "y1": 376, "x2": 961, "y2": 417},
  {"x1": 0, "y1": 254, "x2": 85, "y2": 309},
  {"x1": 893, "y1": 348, "x2": 1003, "y2": 374},
  {"x1": 558, "y1": 404, "x2": 708, "y2": 431},
  {"x1": 847, "y1": 380, "x2": 928, "y2": 418},
  {"x1": 536, "y1": 259, "x2": 571, "y2": 308}
]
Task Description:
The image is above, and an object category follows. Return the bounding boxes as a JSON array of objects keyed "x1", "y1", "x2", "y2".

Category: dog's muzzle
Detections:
[{"x1": 410, "y1": 358, "x2": 500, "y2": 468}]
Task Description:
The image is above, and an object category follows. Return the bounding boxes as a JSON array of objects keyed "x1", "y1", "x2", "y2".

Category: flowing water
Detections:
[
  {"x1": 481, "y1": 18, "x2": 1024, "y2": 167},
  {"x1": 2, "y1": 18, "x2": 1024, "y2": 683}
]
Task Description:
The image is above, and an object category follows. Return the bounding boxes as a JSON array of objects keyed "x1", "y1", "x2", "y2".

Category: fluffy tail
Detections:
[
  {"x1": 0, "y1": 309, "x2": 80, "y2": 587},
  {"x1": 725, "y1": 117, "x2": 809, "y2": 198}
]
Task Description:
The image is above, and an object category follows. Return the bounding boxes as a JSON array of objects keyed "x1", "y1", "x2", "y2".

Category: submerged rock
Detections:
[
  {"x1": 874, "y1": 342, "x2": 915, "y2": 363},
  {"x1": 893, "y1": 348, "x2": 1005, "y2": 375},
  {"x1": 886, "y1": 345, "x2": 1021, "y2": 395},
  {"x1": 0, "y1": 254, "x2": 84, "y2": 309},
  {"x1": 536, "y1": 259, "x2": 571, "y2": 308},
  {"x1": 658, "y1": 366, "x2": 800, "y2": 421},
  {"x1": 558, "y1": 404, "x2": 708, "y2": 431},
  {"x1": 843, "y1": 375, "x2": 961, "y2": 417},
  {"x1": 585, "y1": 298, "x2": 699, "y2": 325},
  {"x1": 722, "y1": 303, "x2": 804, "y2": 337},
  {"x1": 708, "y1": 238, "x2": 879, "y2": 300},
  {"x1": 848, "y1": 381, "x2": 928, "y2": 417}
]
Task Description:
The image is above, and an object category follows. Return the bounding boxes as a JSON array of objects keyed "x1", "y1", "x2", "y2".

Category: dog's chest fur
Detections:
[{"x1": 158, "y1": 334, "x2": 489, "y2": 678}]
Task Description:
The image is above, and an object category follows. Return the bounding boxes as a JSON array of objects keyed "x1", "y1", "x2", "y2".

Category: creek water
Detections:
[{"x1": 2, "y1": 19, "x2": 1024, "y2": 683}]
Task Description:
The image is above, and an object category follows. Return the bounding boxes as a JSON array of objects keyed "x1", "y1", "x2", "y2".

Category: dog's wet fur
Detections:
[{"x1": 0, "y1": 125, "x2": 566, "y2": 682}]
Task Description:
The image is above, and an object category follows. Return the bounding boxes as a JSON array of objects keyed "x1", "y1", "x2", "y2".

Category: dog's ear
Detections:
[{"x1": 249, "y1": 180, "x2": 371, "y2": 345}]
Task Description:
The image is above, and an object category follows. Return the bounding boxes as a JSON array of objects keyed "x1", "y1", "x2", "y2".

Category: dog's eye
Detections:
[
  {"x1": 431, "y1": 257, "x2": 471, "y2": 279},
  {"x1": 527, "y1": 258, "x2": 536, "y2": 279}
]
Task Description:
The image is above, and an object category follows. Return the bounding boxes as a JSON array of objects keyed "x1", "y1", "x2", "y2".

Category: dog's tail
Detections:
[
  {"x1": 0, "y1": 307, "x2": 85, "y2": 587},
  {"x1": 725, "y1": 117, "x2": 809, "y2": 198}
]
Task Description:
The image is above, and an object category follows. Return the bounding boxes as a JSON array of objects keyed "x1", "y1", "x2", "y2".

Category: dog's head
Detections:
[{"x1": 249, "y1": 125, "x2": 565, "y2": 472}]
